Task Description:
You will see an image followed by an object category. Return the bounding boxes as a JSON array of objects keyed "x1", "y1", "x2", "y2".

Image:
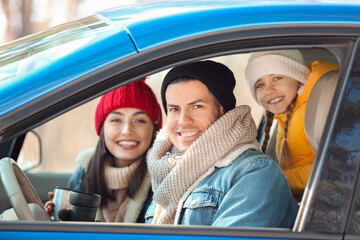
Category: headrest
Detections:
[{"x1": 304, "y1": 70, "x2": 339, "y2": 151}]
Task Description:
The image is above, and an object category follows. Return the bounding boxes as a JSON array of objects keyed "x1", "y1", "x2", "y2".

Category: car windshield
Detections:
[{"x1": 0, "y1": 16, "x2": 107, "y2": 84}]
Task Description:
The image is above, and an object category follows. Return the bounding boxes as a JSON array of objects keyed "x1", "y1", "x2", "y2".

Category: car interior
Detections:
[{"x1": 0, "y1": 47, "x2": 341, "y2": 230}]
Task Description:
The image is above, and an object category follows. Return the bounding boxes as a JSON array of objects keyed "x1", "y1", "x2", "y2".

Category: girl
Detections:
[
  {"x1": 245, "y1": 50, "x2": 338, "y2": 199},
  {"x1": 45, "y1": 79, "x2": 162, "y2": 222}
]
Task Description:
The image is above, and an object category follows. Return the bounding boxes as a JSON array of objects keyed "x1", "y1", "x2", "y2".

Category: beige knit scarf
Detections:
[
  {"x1": 102, "y1": 158, "x2": 141, "y2": 222},
  {"x1": 147, "y1": 105, "x2": 258, "y2": 224}
]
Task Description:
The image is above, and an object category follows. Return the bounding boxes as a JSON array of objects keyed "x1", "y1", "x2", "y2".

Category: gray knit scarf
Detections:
[{"x1": 147, "y1": 105, "x2": 258, "y2": 224}]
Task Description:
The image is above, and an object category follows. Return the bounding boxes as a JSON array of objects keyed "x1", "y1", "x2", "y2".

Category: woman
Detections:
[{"x1": 45, "y1": 79, "x2": 162, "y2": 222}]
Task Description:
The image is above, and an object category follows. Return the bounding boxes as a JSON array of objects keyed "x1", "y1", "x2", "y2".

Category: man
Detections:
[{"x1": 146, "y1": 60, "x2": 298, "y2": 227}]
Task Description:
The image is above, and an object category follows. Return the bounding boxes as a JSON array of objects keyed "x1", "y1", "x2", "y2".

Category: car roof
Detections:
[
  {"x1": 1, "y1": 0, "x2": 360, "y2": 118},
  {"x1": 96, "y1": 0, "x2": 360, "y2": 52}
]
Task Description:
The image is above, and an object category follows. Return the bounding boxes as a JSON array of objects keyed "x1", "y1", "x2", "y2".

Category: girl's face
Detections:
[
  {"x1": 103, "y1": 108, "x2": 154, "y2": 167},
  {"x1": 255, "y1": 74, "x2": 301, "y2": 115}
]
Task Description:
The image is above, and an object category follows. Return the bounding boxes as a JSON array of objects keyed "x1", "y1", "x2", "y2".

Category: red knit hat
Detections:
[{"x1": 95, "y1": 78, "x2": 162, "y2": 135}]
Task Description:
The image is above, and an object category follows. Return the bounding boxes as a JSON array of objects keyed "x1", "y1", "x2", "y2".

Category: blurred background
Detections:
[{"x1": 0, "y1": 0, "x2": 151, "y2": 44}]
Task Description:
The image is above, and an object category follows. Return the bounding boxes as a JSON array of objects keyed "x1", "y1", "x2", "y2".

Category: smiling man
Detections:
[
  {"x1": 145, "y1": 60, "x2": 298, "y2": 227},
  {"x1": 165, "y1": 80, "x2": 223, "y2": 153}
]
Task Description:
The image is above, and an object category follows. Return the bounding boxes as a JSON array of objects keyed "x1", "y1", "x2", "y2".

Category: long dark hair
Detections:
[{"x1": 84, "y1": 126, "x2": 154, "y2": 207}]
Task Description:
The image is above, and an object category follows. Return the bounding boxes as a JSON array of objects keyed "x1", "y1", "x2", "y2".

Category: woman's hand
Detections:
[
  {"x1": 44, "y1": 191, "x2": 70, "y2": 220},
  {"x1": 44, "y1": 192, "x2": 55, "y2": 217}
]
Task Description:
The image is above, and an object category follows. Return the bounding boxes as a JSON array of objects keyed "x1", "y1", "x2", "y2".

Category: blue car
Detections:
[{"x1": 1, "y1": 0, "x2": 360, "y2": 239}]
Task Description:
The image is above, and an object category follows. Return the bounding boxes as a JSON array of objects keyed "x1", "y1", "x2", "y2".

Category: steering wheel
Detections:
[{"x1": 0, "y1": 157, "x2": 49, "y2": 220}]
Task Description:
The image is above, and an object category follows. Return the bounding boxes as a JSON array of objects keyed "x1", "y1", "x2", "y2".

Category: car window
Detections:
[
  {"x1": 18, "y1": 97, "x2": 99, "y2": 173},
  {"x1": 17, "y1": 48, "x2": 339, "y2": 176}
]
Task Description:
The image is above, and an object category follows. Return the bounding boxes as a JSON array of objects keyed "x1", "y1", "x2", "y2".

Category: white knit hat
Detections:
[{"x1": 244, "y1": 50, "x2": 311, "y2": 105}]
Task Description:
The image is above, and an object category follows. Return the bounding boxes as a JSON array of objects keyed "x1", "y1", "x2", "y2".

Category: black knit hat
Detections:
[{"x1": 161, "y1": 60, "x2": 236, "y2": 114}]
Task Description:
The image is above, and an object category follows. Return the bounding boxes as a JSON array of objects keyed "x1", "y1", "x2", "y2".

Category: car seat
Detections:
[{"x1": 304, "y1": 69, "x2": 339, "y2": 152}]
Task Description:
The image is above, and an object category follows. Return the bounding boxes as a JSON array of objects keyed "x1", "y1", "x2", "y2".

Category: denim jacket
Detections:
[
  {"x1": 68, "y1": 166, "x2": 86, "y2": 192},
  {"x1": 67, "y1": 148, "x2": 95, "y2": 192},
  {"x1": 145, "y1": 149, "x2": 298, "y2": 227}
]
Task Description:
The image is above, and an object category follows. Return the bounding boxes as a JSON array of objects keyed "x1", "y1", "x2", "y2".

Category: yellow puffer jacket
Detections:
[{"x1": 274, "y1": 61, "x2": 339, "y2": 198}]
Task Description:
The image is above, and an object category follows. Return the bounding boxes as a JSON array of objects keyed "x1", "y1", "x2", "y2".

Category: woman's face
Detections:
[
  {"x1": 103, "y1": 108, "x2": 154, "y2": 167},
  {"x1": 255, "y1": 74, "x2": 301, "y2": 115}
]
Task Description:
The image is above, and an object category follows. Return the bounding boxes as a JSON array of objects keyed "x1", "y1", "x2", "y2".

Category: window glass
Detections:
[{"x1": 0, "y1": 16, "x2": 108, "y2": 84}]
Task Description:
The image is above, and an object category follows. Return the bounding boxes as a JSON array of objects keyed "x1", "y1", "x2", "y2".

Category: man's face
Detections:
[{"x1": 165, "y1": 80, "x2": 224, "y2": 153}]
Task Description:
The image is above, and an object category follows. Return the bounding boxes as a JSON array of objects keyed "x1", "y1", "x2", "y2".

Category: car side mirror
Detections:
[{"x1": 17, "y1": 130, "x2": 42, "y2": 172}]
